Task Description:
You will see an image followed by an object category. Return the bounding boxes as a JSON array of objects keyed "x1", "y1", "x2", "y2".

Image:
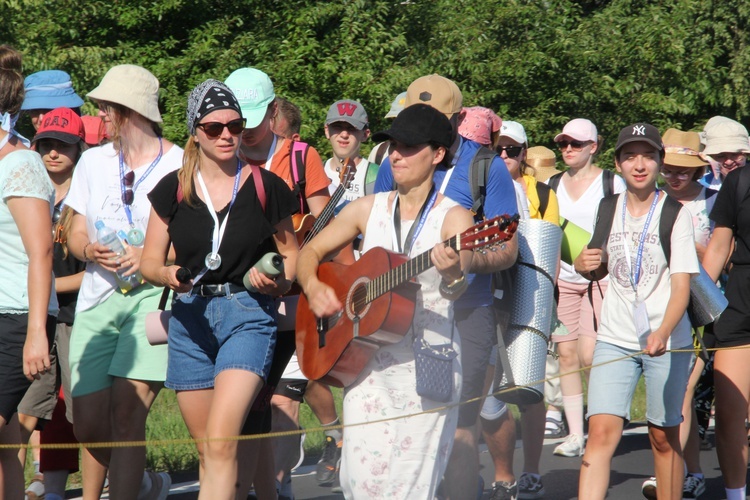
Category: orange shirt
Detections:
[{"x1": 269, "y1": 138, "x2": 330, "y2": 199}]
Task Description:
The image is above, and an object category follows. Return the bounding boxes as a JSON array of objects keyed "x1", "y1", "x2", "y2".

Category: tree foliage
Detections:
[{"x1": 3, "y1": 0, "x2": 750, "y2": 161}]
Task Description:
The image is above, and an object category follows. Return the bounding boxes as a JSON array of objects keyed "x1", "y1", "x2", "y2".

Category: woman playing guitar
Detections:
[{"x1": 297, "y1": 104, "x2": 475, "y2": 499}]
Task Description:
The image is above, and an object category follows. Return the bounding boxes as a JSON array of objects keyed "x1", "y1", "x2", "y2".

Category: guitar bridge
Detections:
[
  {"x1": 317, "y1": 317, "x2": 327, "y2": 348},
  {"x1": 317, "y1": 311, "x2": 343, "y2": 348}
]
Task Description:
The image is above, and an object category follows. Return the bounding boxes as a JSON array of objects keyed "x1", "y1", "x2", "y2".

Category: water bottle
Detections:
[
  {"x1": 94, "y1": 220, "x2": 140, "y2": 291},
  {"x1": 243, "y1": 252, "x2": 284, "y2": 292}
]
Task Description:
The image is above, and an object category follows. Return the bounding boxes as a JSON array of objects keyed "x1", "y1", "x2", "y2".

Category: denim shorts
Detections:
[
  {"x1": 587, "y1": 341, "x2": 691, "y2": 427},
  {"x1": 165, "y1": 289, "x2": 276, "y2": 391}
]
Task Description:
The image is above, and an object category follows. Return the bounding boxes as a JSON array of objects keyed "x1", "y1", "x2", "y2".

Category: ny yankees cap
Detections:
[
  {"x1": 325, "y1": 99, "x2": 368, "y2": 130},
  {"x1": 615, "y1": 123, "x2": 663, "y2": 155}
]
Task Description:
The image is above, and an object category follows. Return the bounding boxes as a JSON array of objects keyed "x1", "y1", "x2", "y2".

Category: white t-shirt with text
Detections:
[
  {"x1": 597, "y1": 194, "x2": 699, "y2": 351},
  {"x1": 324, "y1": 157, "x2": 371, "y2": 208},
  {"x1": 66, "y1": 143, "x2": 183, "y2": 312}
]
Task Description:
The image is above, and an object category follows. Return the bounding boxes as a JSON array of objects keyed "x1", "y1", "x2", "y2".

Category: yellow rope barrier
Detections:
[{"x1": 3, "y1": 343, "x2": 747, "y2": 451}]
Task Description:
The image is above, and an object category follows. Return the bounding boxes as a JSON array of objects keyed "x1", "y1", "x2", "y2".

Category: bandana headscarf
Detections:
[{"x1": 186, "y1": 79, "x2": 242, "y2": 135}]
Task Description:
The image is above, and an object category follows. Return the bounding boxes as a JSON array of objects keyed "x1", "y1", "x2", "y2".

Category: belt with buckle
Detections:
[{"x1": 192, "y1": 283, "x2": 245, "y2": 297}]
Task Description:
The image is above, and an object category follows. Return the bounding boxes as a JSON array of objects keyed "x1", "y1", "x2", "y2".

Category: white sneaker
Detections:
[
  {"x1": 292, "y1": 428, "x2": 306, "y2": 472},
  {"x1": 553, "y1": 433, "x2": 585, "y2": 457},
  {"x1": 641, "y1": 476, "x2": 657, "y2": 499}
]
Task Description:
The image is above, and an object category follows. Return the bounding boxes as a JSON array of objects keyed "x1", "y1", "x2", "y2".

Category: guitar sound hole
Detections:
[{"x1": 350, "y1": 283, "x2": 368, "y2": 317}]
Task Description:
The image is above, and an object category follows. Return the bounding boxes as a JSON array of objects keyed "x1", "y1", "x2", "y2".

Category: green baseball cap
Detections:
[{"x1": 225, "y1": 68, "x2": 276, "y2": 129}]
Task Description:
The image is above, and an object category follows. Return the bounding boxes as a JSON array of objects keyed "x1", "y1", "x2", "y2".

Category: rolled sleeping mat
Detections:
[
  {"x1": 560, "y1": 216, "x2": 591, "y2": 265},
  {"x1": 688, "y1": 264, "x2": 728, "y2": 327},
  {"x1": 495, "y1": 219, "x2": 562, "y2": 405}
]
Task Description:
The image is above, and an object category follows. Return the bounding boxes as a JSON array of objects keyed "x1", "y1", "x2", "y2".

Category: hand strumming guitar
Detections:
[{"x1": 304, "y1": 277, "x2": 343, "y2": 319}]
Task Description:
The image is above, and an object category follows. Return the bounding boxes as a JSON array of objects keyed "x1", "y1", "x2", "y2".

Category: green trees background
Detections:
[{"x1": 5, "y1": 0, "x2": 750, "y2": 161}]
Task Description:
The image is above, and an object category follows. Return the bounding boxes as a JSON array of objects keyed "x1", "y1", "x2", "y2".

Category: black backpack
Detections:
[
  {"x1": 469, "y1": 146, "x2": 550, "y2": 220},
  {"x1": 588, "y1": 193, "x2": 683, "y2": 268}
]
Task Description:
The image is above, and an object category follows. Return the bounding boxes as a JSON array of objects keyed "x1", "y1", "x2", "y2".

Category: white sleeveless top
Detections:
[{"x1": 361, "y1": 191, "x2": 459, "y2": 346}]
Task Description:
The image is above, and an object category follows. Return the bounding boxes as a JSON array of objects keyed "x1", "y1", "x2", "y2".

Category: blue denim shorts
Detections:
[
  {"x1": 165, "y1": 289, "x2": 276, "y2": 391},
  {"x1": 587, "y1": 341, "x2": 691, "y2": 427}
]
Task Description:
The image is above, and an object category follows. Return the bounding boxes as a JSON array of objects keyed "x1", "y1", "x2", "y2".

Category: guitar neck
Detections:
[
  {"x1": 365, "y1": 235, "x2": 459, "y2": 303},
  {"x1": 303, "y1": 185, "x2": 346, "y2": 246}
]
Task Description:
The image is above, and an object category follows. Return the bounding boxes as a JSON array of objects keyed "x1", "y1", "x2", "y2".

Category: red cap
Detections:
[
  {"x1": 32, "y1": 107, "x2": 85, "y2": 144},
  {"x1": 81, "y1": 115, "x2": 108, "y2": 146}
]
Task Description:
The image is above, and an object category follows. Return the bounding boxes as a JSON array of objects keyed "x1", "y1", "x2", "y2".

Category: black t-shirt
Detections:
[
  {"x1": 53, "y1": 204, "x2": 86, "y2": 325},
  {"x1": 148, "y1": 168, "x2": 299, "y2": 285},
  {"x1": 710, "y1": 167, "x2": 750, "y2": 265}
]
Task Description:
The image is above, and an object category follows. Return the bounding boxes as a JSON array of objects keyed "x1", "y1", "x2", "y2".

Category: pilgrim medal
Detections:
[
  {"x1": 127, "y1": 228, "x2": 145, "y2": 247},
  {"x1": 205, "y1": 252, "x2": 222, "y2": 271}
]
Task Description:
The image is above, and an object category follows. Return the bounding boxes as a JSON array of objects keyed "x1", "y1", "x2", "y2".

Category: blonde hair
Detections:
[
  {"x1": 177, "y1": 136, "x2": 200, "y2": 206},
  {"x1": 99, "y1": 101, "x2": 162, "y2": 162}
]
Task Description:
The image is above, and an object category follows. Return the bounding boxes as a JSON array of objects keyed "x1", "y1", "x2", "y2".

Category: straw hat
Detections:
[
  {"x1": 88, "y1": 65, "x2": 162, "y2": 123},
  {"x1": 662, "y1": 128, "x2": 708, "y2": 168},
  {"x1": 527, "y1": 146, "x2": 561, "y2": 182}
]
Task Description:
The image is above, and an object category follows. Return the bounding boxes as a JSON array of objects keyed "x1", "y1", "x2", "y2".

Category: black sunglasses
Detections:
[
  {"x1": 196, "y1": 118, "x2": 247, "y2": 139},
  {"x1": 122, "y1": 170, "x2": 135, "y2": 205},
  {"x1": 496, "y1": 145, "x2": 524, "y2": 158},
  {"x1": 556, "y1": 140, "x2": 588, "y2": 151}
]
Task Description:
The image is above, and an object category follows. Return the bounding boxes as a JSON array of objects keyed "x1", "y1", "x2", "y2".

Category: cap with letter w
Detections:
[{"x1": 325, "y1": 99, "x2": 369, "y2": 130}]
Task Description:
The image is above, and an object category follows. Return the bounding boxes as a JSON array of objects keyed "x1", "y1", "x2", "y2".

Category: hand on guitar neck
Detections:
[{"x1": 292, "y1": 158, "x2": 359, "y2": 265}]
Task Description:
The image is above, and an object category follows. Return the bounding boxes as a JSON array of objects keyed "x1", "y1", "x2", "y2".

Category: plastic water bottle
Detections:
[{"x1": 94, "y1": 220, "x2": 140, "y2": 291}]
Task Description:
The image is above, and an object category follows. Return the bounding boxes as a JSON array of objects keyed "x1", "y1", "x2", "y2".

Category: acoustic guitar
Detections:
[
  {"x1": 295, "y1": 214, "x2": 520, "y2": 387},
  {"x1": 292, "y1": 159, "x2": 357, "y2": 247}
]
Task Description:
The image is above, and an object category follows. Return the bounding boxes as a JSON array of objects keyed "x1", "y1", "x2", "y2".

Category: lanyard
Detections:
[
  {"x1": 194, "y1": 160, "x2": 243, "y2": 282},
  {"x1": 438, "y1": 136, "x2": 462, "y2": 193},
  {"x1": 263, "y1": 135, "x2": 278, "y2": 171},
  {"x1": 621, "y1": 189, "x2": 660, "y2": 295},
  {"x1": 119, "y1": 138, "x2": 163, "y2": 227},
  {"x1": 391, "y1": 185, "x2": 438, "y2": 255}
]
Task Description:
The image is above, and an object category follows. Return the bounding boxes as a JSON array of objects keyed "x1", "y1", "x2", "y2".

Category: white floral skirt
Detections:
[{"x1": 339, "y1": 336, "x2": 461, "y2": 499}]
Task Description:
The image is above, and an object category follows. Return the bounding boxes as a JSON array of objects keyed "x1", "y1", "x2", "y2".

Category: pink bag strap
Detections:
[{"x1": 250, "y1": 163, "x2": 266, "y2": 212}]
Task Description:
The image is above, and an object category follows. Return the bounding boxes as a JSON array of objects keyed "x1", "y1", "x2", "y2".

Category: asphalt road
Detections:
[{"x1": 69, "y1": 421, "x2": 733, "y2": 499}]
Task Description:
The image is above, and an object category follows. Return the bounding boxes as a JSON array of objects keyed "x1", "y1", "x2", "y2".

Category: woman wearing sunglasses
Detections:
[
  {"x1": 65, "y1": 65, "x2": 182, "y2": 498},
  {"x1": 547, "y1": 118, "x2": 625, "y2": 458},
  {"x1": 141, "y1": 80, "x2": 298, "y2": 499}
]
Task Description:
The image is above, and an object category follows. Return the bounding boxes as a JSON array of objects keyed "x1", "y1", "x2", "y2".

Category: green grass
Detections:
[{"x1": 23, "y1": 376, "x2": 644, "y2": 490}]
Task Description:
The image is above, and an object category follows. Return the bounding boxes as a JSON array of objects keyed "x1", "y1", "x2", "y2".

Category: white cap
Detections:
[{"x1": 497, "y1": 120, "x2": 527, "y2": 146}]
